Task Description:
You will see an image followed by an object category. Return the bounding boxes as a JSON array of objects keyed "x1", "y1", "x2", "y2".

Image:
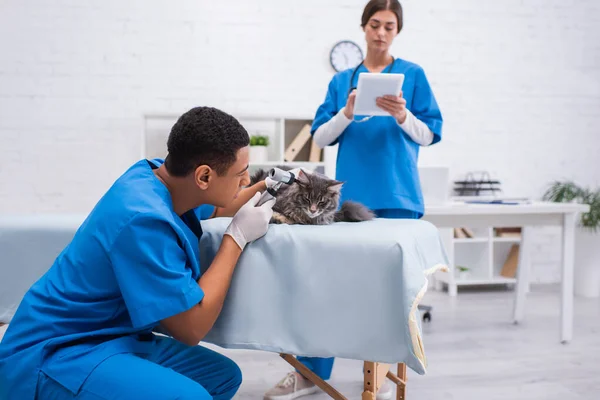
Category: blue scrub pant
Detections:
[
  {"x1": 36, "y1": 336, "x2": 242, "y2": 400},
  {"x1": 297, "y1": 208, "x2": 420, "y2": 380}
]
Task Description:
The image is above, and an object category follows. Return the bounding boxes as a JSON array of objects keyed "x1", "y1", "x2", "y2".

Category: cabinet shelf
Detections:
[
  {"x1": 454, "y1": 238, "x2": 488, "y2": 244},
  {"x1": 436, "y1": 273, "x2": 516, "y2": 286},
  {"x1": 435, "y1": 226, "x2": 522, "y2": 295},
  {"x1": 493, "y1": 237, "x2": 521, "y2": 243}
]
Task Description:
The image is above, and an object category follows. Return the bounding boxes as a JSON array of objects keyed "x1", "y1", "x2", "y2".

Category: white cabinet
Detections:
[
  {"x1": 143, "y1": 113, "x2": 335, "y2": 176},
  {"x1": 243, "y1": 116, "x2": 325, "y2": 174},
  {"x1": 434, "y1": 227, "x2": 520, "y2": 296}
]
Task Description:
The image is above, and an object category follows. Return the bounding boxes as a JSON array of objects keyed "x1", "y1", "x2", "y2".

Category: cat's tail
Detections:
[{"x1": 334, "y1": 201, "x2": 375, "y2": 222}]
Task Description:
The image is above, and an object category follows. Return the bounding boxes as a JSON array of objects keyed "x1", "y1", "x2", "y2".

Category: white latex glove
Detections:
[{"x1": 224, "y1": 192, "x2": 275, "y2": 250}]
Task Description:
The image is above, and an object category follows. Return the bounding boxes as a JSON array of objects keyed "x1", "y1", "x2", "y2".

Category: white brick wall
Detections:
[{"x1": 1, "y1": 0, "x2": 599, "y2": 283}]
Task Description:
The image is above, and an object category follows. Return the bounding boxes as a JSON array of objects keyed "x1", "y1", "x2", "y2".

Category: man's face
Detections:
[{"x1": 205, "y1": 146, "x2": 250, "y2": 208}]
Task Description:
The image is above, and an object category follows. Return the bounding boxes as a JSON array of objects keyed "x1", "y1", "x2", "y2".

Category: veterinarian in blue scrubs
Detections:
[
  {"x1": 0, "y1": 107, "x2": 278, "y2": 400},
  {"x1": 264, "y1": 1, "x2": 443, "y2": 399}
]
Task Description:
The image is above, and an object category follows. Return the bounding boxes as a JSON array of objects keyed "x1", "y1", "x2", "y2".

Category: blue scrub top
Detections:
[
  {"x1": 0, "y1": 159, "x2": 215, "y2": 399},
  {"x1": 311, "y1": 58, "x2": 443, "y2": 216}
]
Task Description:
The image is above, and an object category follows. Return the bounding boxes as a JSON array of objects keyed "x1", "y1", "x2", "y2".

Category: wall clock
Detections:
[{"x1": 329, "y1": 40, "x2": 363, "y2": 72}]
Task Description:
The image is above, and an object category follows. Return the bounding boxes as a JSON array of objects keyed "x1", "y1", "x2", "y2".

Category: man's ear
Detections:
[{"x1": 194, "y1": 165, "x2": 212, "y2": 189}]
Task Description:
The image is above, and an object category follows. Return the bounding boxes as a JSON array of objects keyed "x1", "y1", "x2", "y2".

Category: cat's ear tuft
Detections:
[
  {"x1": 295, "y1": 169, "x2": 310, "y2": 185},
  {"x1": 327, "y1": 181, "x2": 343, "y2": 193}
]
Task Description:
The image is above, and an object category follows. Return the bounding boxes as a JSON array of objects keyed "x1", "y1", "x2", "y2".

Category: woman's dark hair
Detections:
[
  {"x1": 164, "y1": 106, "x2": 249, "y2": 177},
  {"x1": 361, "y1": 0, "x2": 403, "y2": 33}
]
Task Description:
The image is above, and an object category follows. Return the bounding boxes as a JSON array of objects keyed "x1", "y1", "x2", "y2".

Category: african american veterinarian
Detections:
[
  {"x1": 264, "y1": 1, "x2": 443, "y2": 399},
  {"x1": 0, "y1": 107, "x2": 283, "y2": 400}
]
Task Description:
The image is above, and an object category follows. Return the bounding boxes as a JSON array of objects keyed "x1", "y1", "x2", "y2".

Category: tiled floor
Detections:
[{"x1": 2, "y1": 286, "x2": 599, "y2": 399}]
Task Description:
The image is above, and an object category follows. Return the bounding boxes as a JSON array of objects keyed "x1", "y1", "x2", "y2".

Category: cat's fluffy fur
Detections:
[{"x1": 250, "y1": 166, "x2": 374, "y2": 225}]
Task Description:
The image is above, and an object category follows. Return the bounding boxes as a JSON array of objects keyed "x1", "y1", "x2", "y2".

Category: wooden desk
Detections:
[{"x1": 422, "y1": 201, "x2": 589, "y2": 343}]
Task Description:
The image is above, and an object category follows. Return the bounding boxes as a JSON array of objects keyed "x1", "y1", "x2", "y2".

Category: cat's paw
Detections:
[{"x1": 271, "y1": 212, "x2": 291, "y2": 224}]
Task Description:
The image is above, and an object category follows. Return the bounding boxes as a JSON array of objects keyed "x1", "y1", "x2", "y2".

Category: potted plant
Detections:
[
  {"x1": 249, "y1": 134, "x2": 270, "y2": 163},
  {"x1": 543, "y1": 181, "x2": 600, "y2": 297}
]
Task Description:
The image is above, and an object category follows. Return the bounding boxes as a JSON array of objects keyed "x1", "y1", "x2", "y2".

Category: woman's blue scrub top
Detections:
[
  {"x1": 311, "y1": 58, "x2": 443, "y2": 216},
  {"x1": 0, "y1": 159, "x2": 215, "y2": 399}
]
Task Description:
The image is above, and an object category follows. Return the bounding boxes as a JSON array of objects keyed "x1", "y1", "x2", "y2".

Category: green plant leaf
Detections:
[
  {"x1": 542, "y1": 180, "x2": 583, "y2": 203},
  {"x1": 249, "y1": 135, "x2": 269, "y2": 146},
  {"x1": 542, "y1": 181, "x2": 600, "y2": 232}
]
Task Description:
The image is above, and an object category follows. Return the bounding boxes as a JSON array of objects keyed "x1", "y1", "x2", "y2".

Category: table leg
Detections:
[
  {"x1": 363, "y1": 362, "x2": 391, "y2": 400},
  {"x1": 513, "y1": 226, "x2": 531, "y2": 323},
  {"x1": 561, "y1": 213, "x2": 576, "y2": 343},
  {"x1": 395, "y1": 363, "x2": 407, "y2": 400},
  {"x1": 434, "y1": 277, "x2": 444, "y2": 292},
  {"x1": 448, "y1": 282, "x2": 457, "y2": 297}
]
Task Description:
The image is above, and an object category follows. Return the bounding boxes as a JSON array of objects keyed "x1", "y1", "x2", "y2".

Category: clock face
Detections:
[{"x1": 329, "y1": 40, "x2": 363, "y2": 72}]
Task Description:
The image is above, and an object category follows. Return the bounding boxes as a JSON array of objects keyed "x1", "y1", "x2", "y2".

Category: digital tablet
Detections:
[{"x1": 353, "y1": 73, "x2": 405, "y2": 116}]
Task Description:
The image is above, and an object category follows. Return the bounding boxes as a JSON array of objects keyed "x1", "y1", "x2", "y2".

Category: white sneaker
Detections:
[
  {"x1": 376, "y1": 380, "x2": 393, "y2": 400},
  {"x1": 264, "y1": 372, "x2": 320, "y2": 400}
]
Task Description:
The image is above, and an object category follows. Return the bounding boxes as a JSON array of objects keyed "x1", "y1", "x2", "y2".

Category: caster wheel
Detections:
[{"x1": 422, "y1": 312, "x2": 432, "y2": 322}]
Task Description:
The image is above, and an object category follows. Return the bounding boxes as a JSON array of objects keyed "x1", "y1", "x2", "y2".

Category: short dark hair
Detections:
[
  {"x1": 164, "y1": 107, "x2": 249, "y2": 177},
  {"x1": 361, "y1": 0, "x2": 403, "y2": 33}
]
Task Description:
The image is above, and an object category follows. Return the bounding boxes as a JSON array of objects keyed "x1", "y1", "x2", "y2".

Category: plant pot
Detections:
[
  {"x1": 249, "y1": 146, "x2": 268, "y2": 163},
  {"x1": 574, "y1": 228, "x2": 600, "y2": 298},
  {"x1": 456, "y1": 270, "x2": 470, "y2": 281}
]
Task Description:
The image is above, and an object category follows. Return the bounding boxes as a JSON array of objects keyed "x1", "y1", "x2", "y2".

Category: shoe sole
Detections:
[{"x1": 264, "y1": 385, "x2": 319, "y2": 400}]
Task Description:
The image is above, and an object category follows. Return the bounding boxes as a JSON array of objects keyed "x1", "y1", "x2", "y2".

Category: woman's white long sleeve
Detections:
[
  {"x1": 313, "y1": 108, "x2": 353, "y2": 148},
  {"x1": 314, "y1": 107, "x2": 435, "y2": 148},
  {"x1": 397, "y1": 109, "x2": 434, "y2": 146}
]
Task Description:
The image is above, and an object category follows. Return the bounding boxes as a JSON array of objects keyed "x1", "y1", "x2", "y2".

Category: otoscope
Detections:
[{"x1": 256, "y1": 167, "x2": 298, "y2": 207}]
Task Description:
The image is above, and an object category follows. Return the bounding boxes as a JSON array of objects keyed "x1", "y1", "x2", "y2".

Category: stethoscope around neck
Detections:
[
  {"x1": 348, "y1": 57, "x2": 397, "y2": 96},
  {"x1": 347, "y1": 57, "x2": 397, "y2": 123}
]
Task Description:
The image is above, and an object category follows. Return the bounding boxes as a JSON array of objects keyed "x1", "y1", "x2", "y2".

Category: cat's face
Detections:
[{"x1": 287, "y1": 171, "x2": 343, "y2": 219}]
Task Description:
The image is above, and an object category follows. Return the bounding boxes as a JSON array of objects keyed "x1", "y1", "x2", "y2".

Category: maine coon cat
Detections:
[{"x1": 249, "y1": 167, "x2": 375, "y2": 225}]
